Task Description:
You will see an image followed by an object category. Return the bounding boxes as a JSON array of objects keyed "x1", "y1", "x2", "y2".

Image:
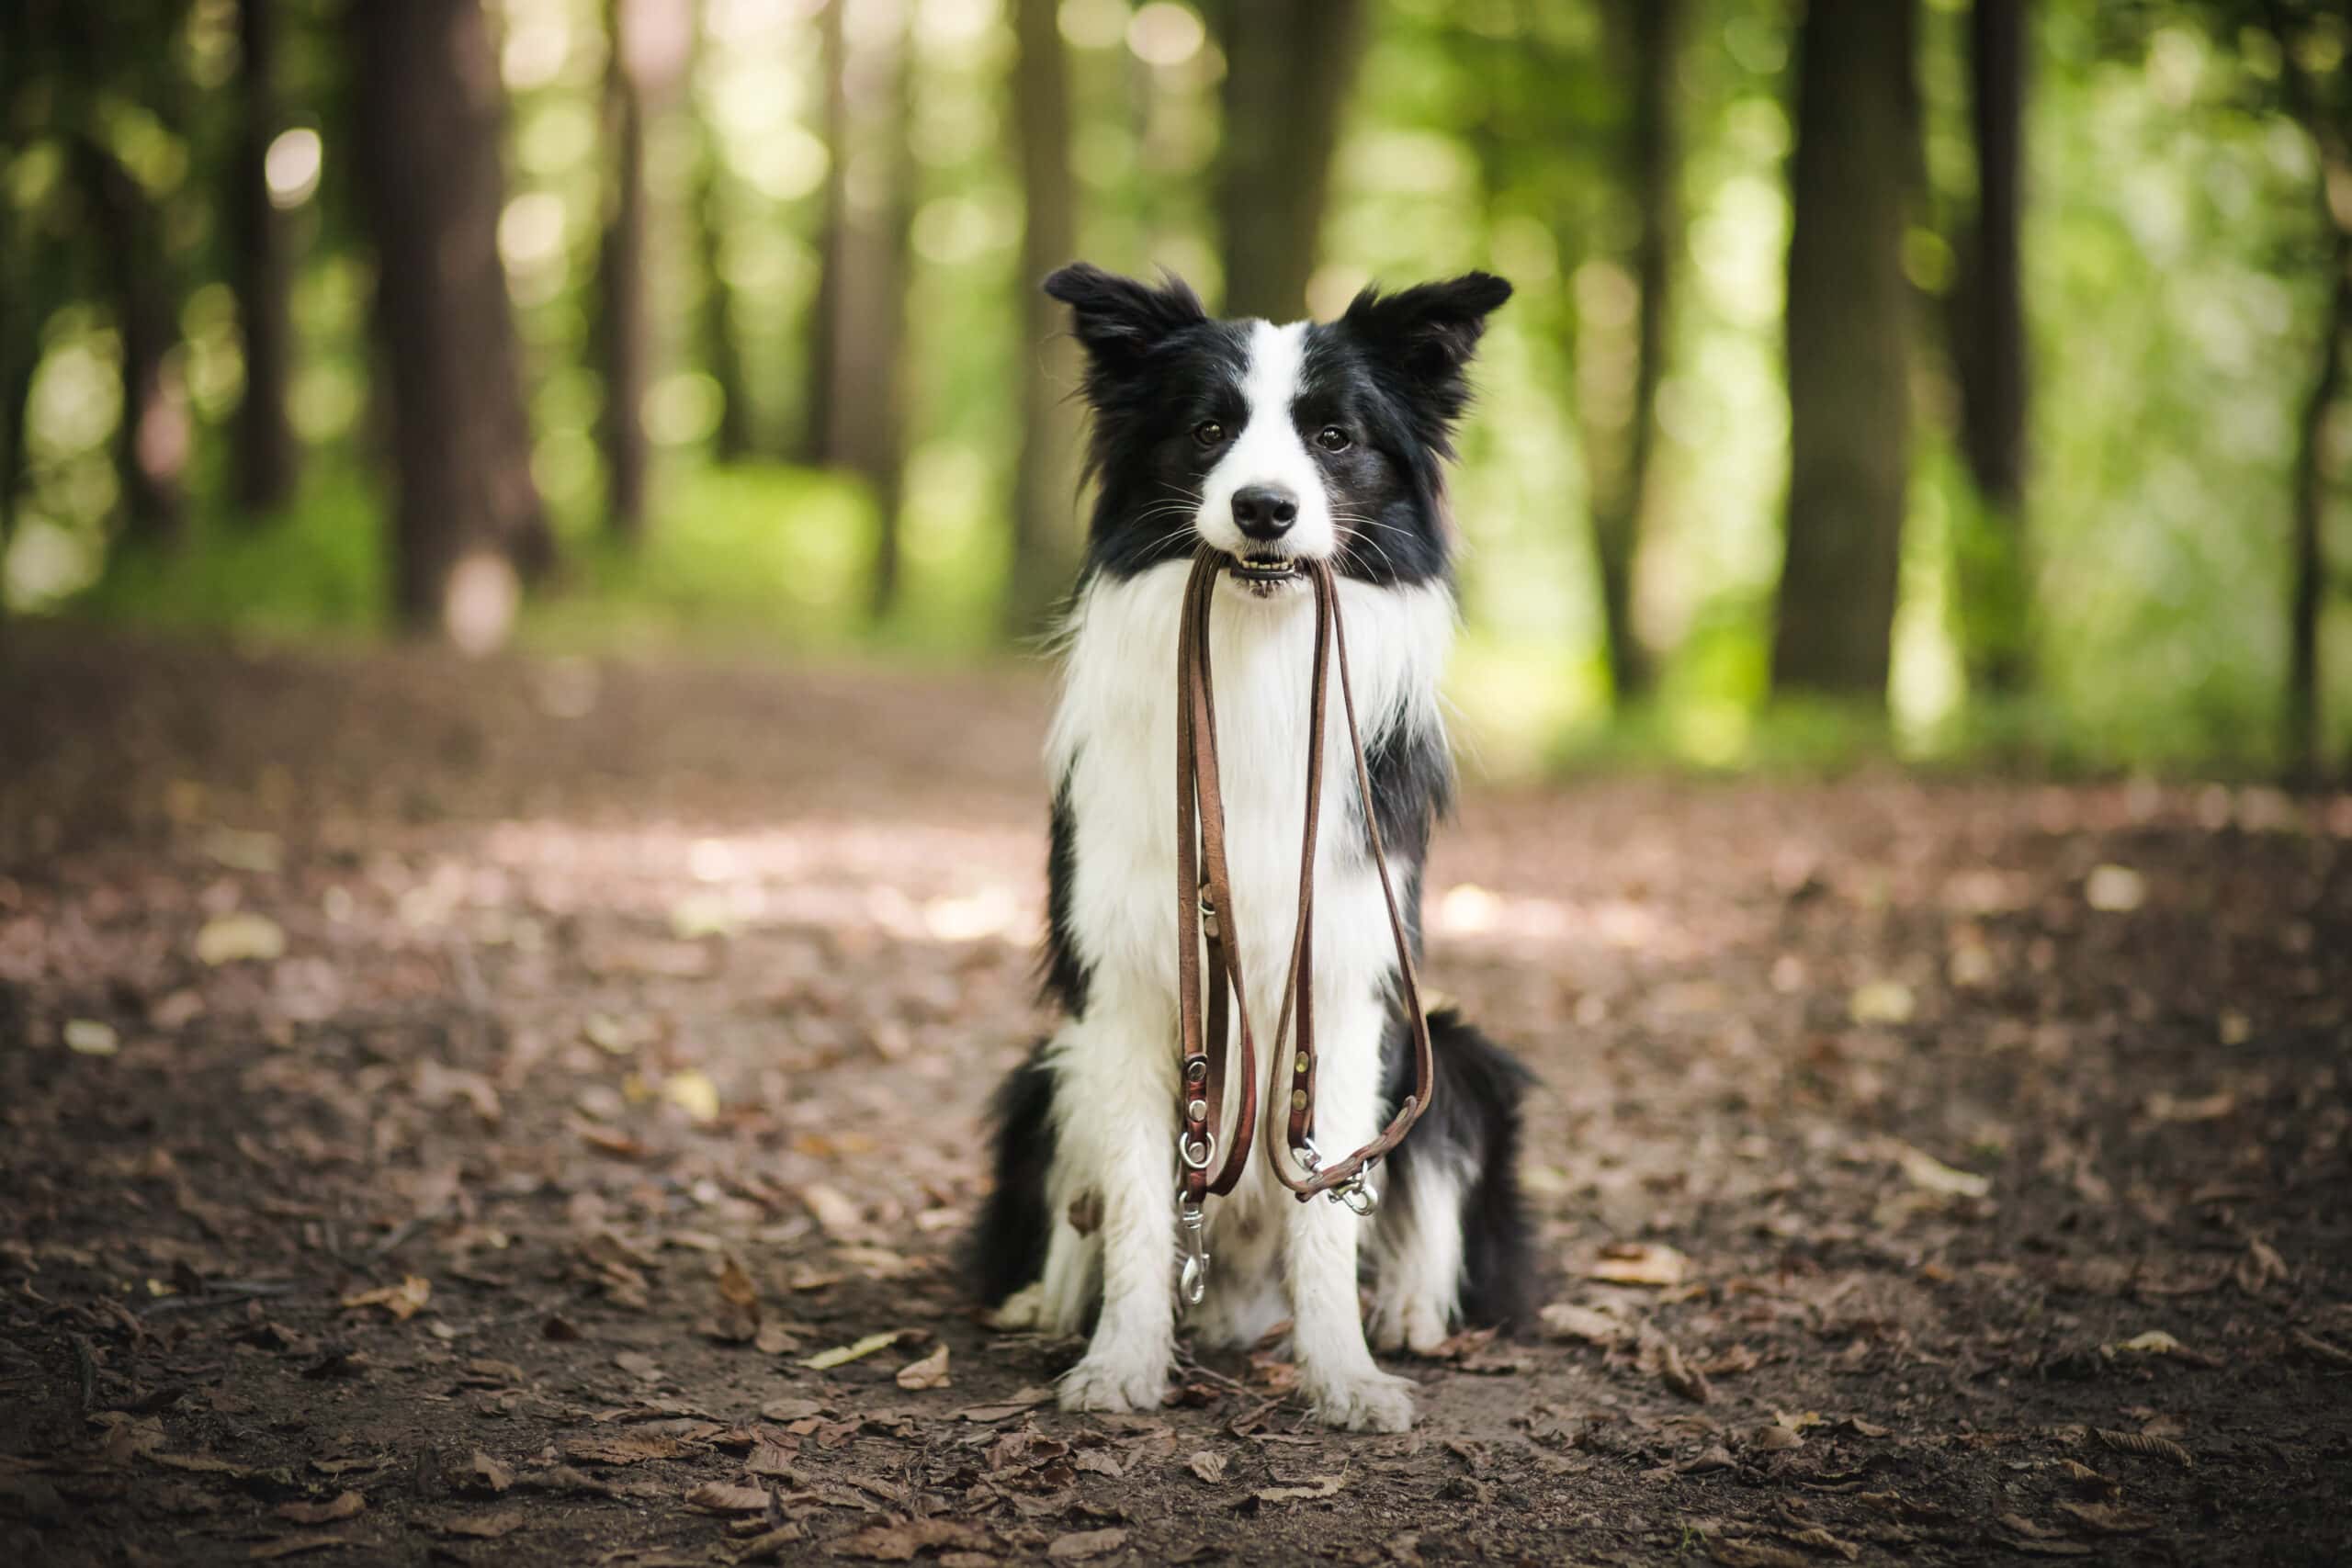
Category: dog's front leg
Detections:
[
  {"x1": 1285, "y1": 982, "x2": 1417, "y2": 1433},
  {"x1": 1052, "y1": 984, "x2": 1179, "y2": 1414}
]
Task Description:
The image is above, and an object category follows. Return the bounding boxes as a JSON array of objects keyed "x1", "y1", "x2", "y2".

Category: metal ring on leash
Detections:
[{"x1": 1180, "y1": 1131, "x2": 1217, "y2": 1172}]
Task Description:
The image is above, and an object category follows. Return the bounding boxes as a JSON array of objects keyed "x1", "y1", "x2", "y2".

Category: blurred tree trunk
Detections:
[
  {"x1": 598, "y1": 0, "x2": 652, "y2": 541},
  {"x1": 1211, "y1": 0, "x2": 1368, "y2": 320},
  {"x1": 692, "y1": 10, "x2": 753, "y2": 462},
  {"x1": 1587, "y1": 0, "x2": 1684, "y2": 705},
  {"x1": 1004, "y1": 0, "x2": 1081, "y2": 639},
  {"x1": 2268, "y1": 0, "x2": 2350, "y2": 776},
  {"x1": 349, "y1": 0, "x2": 554, "y2": 639},
  {"x1": 1770, "y1": 0, "x2": 1917, "y2": 705},
  {"x1": 2289, "y1": 259, "x2": 2347, "y2": 776},
  {"x1": 802, "y1": 0, "x2": 913, "y2": 620},
  {"x1": 0, "y1": 245, "x2": 40, "y2": 651},
  {"x1": 72, "y1": 135, "x2": 188, "y2": 548},
  {"x1": 229, "y1": 0, "x2": 299, "y2": 516},
  {"x1": 596, "y1": 0, "x2": 690, "y2": 542},
  {"x1": 1950, "y1": 0, "x2": 2030, "y2": 696}
]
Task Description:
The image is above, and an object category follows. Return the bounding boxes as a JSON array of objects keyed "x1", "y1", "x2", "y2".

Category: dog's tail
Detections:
[
  {"x1": 1390, "y1": 1005, "x2": 1540, "y2": 1332},
  {"x1": 967, "y1": 1041, "x2": 1057, "y2": 1307}
]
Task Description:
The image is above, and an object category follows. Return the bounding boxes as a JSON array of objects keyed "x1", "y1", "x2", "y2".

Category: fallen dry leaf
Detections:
[
  {"x1": 339, "y1": 1276, "x2": 430, "y2": 1321},
  {"x1": 2235, "y1": 1238, "x2": 2288, "y2": 1294},
  {"x1": 198, "y1": 911, "x2": 288, "y2": 965},
  {"x1": 249, "y1": 1535, "x2": 356, "y2": 1561},
  {"x1": 468, "y1": 1451, "x2": 514, "y2": 1493},
  {"x1": 275, "y1": 1492, "x2": 366, "y2": 1525},
  {"x1": 759, "y1": 1396, "x2": 826, "y2": 1422},
  {"x1": 895, "y1": 1344, "x2": 951, "y2": 1390},
  {"x1": 1586, "y1": 1242, "x2": 1688, "y2": 1287},
  {"x1": 1253, "y1": 1474, "x2": 1343, "y2": 1503},
  {"x1": 718, "y1": 1254, "x2": 760, "y2": 1314},
  {"x1": 442, "y1": 1509, "x2": 526, "y2": 1539},
  {"x1": 662, "y1": 1069, "x2": 721, "y2": 1123},
  {"x1": 949, "y1": 1387, "x2": 1055, "y2": 1422},
  {"x1": 2095, "y1": 1428, "x2": 2192, "y2": 1469},
  {"x1": 801, "y1": 1182, "x2": 865, "y2": 1237},
  {"x1": 562, "y1": 1432, "x2": 684, "y2": 1465},
  {"x1": 1539, "y1": 1302, "x2": 1632, "y2": 1346},
  {"x1": 1048, "y1": 1528, "x2": 1129, "y2": 1560},
  {"x1": 2290, "y1": 1328, "x2": 2352, "y2": 1368},
  {"x1": 1638, "y1": 1325, "x2": 1713, "y2": 1404},
  {"x1": 837, "y1": 1519, "x2": 994, "y2": 1560},
  {"x1": 727, "y1": 1524, "x2": 807, "y2": 1562},
  {"x1": 684, "y1": 1481, "x2": 774, "y2": 1514},
  {"x1": 801, "y1": 1329, "x2": 910, "y2": 1371},
  {"x1": 1707, "y1": 1538, "x2": 1809, "y2": 1568},
  {"x1": 1894, "y1": 1145, "x2": 1991, "y2": 1200},
  {"x1": 1186, "y1": 1450, "x2": 1227, "y2": 1483},
  {"x1": 2055, "y1": 1500, "x2": 2158, "y2": 1535},
  {"x1": 63, "y1": 1019, "x2": 119, "y2": 1055},
  {"x1": 1849, "y1": 978, "x2": 1917, "y2": 1025}
]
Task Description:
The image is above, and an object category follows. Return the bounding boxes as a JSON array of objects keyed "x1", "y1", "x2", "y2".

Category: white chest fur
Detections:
[{"x1": 1047, "y1": 561, "x2": 1453, "y2": 1021}]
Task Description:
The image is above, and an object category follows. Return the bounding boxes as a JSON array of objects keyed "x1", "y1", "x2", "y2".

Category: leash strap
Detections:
[{"x1": 1173, "y1": 547, "x2": 1435, "y2": 1216}]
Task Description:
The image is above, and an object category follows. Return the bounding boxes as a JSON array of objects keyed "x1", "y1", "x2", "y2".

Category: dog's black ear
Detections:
[
  {"x1": 1342, "y1": 271, "x2": 1512, "y2": 384},
  {"x1": 1341, "y1": 272, "x2": 1511, "y2": 450},
  {"x1": 1043, "y1": 263, "x2": 1208, "y2": 376}
]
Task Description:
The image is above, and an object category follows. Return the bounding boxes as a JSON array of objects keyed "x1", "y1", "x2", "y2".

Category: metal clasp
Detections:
[
  {"x1": 1175, "y1": 1196, "x2": 1210, "y2": 1306},
  {"x1": 1295, "y1": 1137, "x2": 1380, "y2": 1216}
]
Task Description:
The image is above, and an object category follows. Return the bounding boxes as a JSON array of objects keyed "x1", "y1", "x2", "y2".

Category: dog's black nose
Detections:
[{"x1": 1231, "y1": 485, "x2": 1298, "y2": 540}]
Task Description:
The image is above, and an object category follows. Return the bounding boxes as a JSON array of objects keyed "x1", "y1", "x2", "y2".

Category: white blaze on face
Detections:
[{"x1": 1194, "y1": 320, "x2": 1336, "y2": 560}]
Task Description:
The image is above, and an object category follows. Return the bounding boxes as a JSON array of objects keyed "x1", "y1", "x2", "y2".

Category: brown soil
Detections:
[{"x1": 2, "y1": 627, "x2": 2348, "y2": 1566}]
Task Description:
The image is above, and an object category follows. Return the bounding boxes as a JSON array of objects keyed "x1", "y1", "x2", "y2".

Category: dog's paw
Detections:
[
  {"x1": 1305, "y1": 1367, "x2": 1417, "y2": 1433},
  {"x1": 1057, "y1": 1353, "x2": 1168, "y2": 1415},
  {"x1": 1370, "y1": 1300, "x2": 1452, "y2": 1358},
  {"x1": 987, "y1": 1283, "x2": 1045, "y2": 1332}
]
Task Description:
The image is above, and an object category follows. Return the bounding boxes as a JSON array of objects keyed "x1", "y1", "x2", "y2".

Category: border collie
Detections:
[{"x1": 973, "y1": 264, "x2": 1533, "y2": 1433}]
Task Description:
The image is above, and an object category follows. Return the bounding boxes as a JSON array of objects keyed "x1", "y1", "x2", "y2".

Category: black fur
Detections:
[
  {"x1": 971, "y1": 1041, "x2": 1058, "y2": 1307},
  {"x1": 1043, "y1": 263, "x2": 1510, "y2": 591},
  {"x1": 1381, "y1": 1006, "x2": 1538, "y2": 1332},
  {"x1": 1039, "y1": 766, "x2": 1090, "y2": 1014}
]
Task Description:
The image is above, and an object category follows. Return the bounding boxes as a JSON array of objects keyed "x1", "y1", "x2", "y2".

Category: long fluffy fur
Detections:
[{"x1": 973, "y1": 264, "x2": 1532, "y2": 1432}]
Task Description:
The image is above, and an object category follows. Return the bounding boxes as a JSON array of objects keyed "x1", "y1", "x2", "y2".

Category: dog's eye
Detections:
[
  {"x1": 1316, "y1": 426, "x2": 1352, "y2": 453},
  {"x1": 1193, "y1": 421, "x2": 1226, "y2": 446}
]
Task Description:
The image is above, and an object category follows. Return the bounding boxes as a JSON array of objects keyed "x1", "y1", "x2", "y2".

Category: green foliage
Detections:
[{"x1": 76, "y1": 459, "x2": 387, "y2": 637}]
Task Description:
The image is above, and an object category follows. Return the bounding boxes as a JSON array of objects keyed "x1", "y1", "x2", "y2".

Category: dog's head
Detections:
[{"x1": 1044, "y1": 264, "x2": 1510, "y2": 591}]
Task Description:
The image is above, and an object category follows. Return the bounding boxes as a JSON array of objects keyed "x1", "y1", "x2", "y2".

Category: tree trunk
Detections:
[
  {"x1": 1950, "y1": 0, "x2": 2030, "y2": 695},
  {"x1": 1211, "y1": 0, "x2": 1369, "y2": 321},
  {"x1": 1770, "y1": 0, "x2": 1917, "y2": 704},
  {"x1": 229, "y1": 0, "x2": 299, "y2": 515},
  {"x1": 1003, "y1": 0, "x2": 1081, "y2": 639},
  {"x1": 598, "y1": 0, "x2": 652, "y2": 541},
  {"x1": 798, "y1": 0, "x2": 848, "y2": 468},
  {"x1": 597, "y1": 0, "x2": 690, "y2": 539},
  {"x1": 1588, "y1": 0, "x2": 1683, "y2": 705},
  {"x1": 349, "y1": 0, "x2": 554, "y2": 640},
  {"x1": 693, "y1": 82, "x2": 753, "y2": 461},
  {"x1": 801, "y1": 0, "x2": 913, "y2": 619},
  {"x1": 2289, "y1": 254, "x2": 2346, "y2": 776},
  {"x1": 73, "y1": 136, "x2": 188, "y2": 547}
]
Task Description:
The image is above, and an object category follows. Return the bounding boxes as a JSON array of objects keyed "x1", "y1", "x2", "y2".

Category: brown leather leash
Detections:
[{"x1": 1171, "y1": 547, "x2": 1436, "y2": 1302}]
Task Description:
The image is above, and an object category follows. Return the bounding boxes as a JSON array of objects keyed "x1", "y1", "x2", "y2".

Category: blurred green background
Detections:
[{"x1": 3, "y1": 0, "x2": 2347, "y2": 777}]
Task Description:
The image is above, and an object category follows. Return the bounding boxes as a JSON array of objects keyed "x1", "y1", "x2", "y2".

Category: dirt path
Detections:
[{"x1": 3, "y1": 629, "x2": 2348, "y2": 1566}]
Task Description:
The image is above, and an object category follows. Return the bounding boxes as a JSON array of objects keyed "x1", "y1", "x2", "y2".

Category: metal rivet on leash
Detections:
[{"x1": 1167, "y1": 547, "x2": 1436, "y2": 1302}]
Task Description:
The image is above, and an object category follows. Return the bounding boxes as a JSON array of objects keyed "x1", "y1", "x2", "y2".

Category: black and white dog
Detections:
[{"x1": 974, "y1": 265, "x2": 1533, "y2": 1432}]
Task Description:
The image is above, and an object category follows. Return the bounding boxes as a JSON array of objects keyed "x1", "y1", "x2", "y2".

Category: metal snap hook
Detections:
[{"x1": 1175, "y1": 1196, "x2": 1210, "y2": 1306}]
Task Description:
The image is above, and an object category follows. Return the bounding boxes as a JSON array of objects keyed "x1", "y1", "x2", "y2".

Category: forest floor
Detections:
[{"x1": 2, "y1": 626, "x2": 2349, "y2": 1568}]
